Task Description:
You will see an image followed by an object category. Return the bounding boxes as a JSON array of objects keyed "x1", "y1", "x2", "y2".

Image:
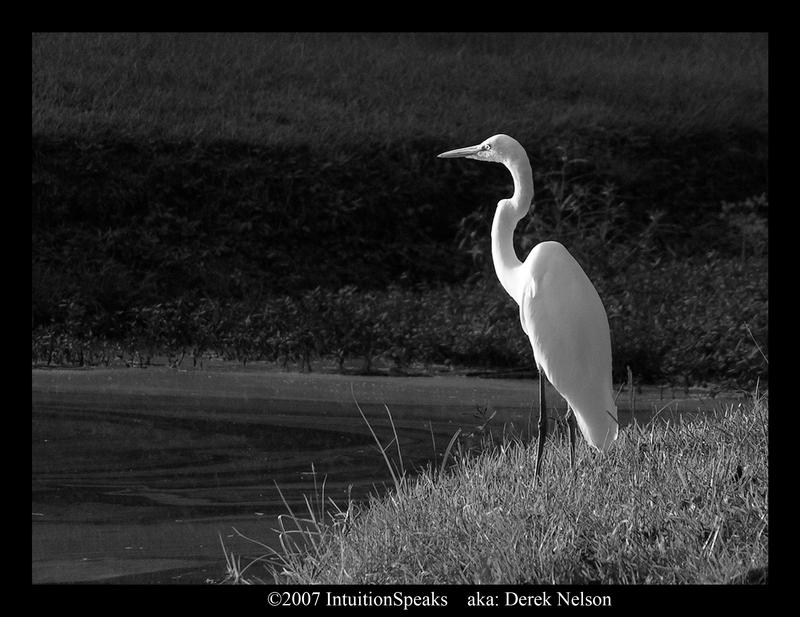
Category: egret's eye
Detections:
[{"x1": 483, "y1": 144, "x2": 492, "y2": 151}]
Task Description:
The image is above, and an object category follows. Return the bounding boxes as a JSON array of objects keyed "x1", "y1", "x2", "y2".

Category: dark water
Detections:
[{"x1": 32, "y1": 367, "x2": 736, "y2": 584}]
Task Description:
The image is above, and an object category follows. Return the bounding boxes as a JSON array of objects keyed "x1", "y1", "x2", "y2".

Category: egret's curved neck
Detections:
[{"x1": 491, "y1": 154, "x2": 534, "y2": 305}]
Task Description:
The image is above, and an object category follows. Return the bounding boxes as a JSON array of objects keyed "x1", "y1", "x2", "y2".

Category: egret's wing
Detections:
[{"x1": 520, "y1": 242, "x2": 618, "y2": 450}]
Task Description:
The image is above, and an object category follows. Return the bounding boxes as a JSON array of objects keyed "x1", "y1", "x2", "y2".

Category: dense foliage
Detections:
[
  {"x1": 32, "y1": 254, "x2": 767, "y2": 387},
  {"x1": 31, "y1": 34, "x2": 768, "y2": 386}
]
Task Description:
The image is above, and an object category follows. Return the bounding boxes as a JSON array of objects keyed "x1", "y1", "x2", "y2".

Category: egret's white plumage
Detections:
[
  {"x1": 519, "y1": 240, "x2": 618, "y2": 450},
  {"x1": 438, "y1": 134, "x2": 617, "y2": 470}
]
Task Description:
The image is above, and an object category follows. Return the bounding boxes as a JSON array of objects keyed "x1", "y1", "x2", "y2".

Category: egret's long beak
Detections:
[{"x1": 437, "y1": 144, "x2": 483, "y2": 159}]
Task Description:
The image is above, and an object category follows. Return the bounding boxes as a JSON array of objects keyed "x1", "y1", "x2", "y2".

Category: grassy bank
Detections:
[
  {"x1": 238, "y1": 389, "x2": 767, "y2": 584},
  {"x1": 31, "y1": 32, "x2": 768, "y2": 230},
  {"x1": 32, "y1": 33, "x2": 767, "y2": 146}
]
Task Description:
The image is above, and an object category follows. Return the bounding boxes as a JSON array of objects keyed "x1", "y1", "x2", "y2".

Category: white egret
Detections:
[{"x1": 438, "y1": 134, "x2": 618, "y2": 478}]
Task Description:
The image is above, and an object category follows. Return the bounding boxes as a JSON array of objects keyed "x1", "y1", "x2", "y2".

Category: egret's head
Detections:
[{"x1": 437, "y1": 134, "x2": 525, "y2": 165}]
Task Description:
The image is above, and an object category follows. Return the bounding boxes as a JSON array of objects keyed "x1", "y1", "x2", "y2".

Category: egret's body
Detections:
[
  {"x1": 438, "y1": 134, "x2": 617, "y2": 475},
  {"x1": 519, "y1": 240, "x2": 617, "y2": 450}
]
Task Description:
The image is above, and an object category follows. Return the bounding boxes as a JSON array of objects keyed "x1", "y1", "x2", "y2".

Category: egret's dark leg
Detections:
[
  {"x1": 566, "y1": 406, "x2": 577, "y2": 473},
  {"x1": 534, "y1": 363, "x2": 548, "y2": 482}
]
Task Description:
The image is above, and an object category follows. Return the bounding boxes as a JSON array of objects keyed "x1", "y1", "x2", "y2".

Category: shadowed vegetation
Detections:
[
  {"x1": 32, "y1": 33, "x2": 767, "y2": 145},
  {"x1": 32, "y1": 33, "x2": 767, "y2": 386}
]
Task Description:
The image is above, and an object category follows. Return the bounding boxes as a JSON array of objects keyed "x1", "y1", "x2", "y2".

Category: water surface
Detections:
[{"x1": 32, "y1": 366, "x2": 736, "y2": 583}]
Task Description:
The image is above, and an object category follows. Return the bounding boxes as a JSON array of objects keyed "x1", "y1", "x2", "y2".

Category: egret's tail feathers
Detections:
[{"x1": 571, "y1": 403, "x2": 618, "y2": 452}]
